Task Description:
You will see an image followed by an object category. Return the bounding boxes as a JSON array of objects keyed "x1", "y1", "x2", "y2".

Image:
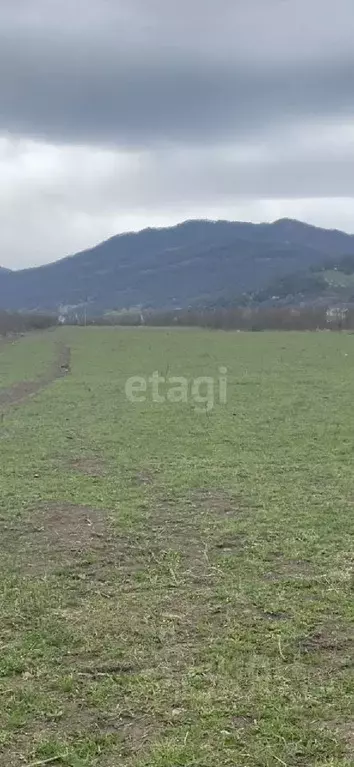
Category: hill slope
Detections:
[
  {"x1": 251, "y1": 253, "x2": 354, "y2": 307},
  {"x1": 1, "y1": 218, "x2": 354, "y2": 314}
]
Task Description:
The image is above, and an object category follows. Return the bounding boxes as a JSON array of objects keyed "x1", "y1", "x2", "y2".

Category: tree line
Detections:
[
  {"x1": 0, "y1": 311, "x2": 57, "y2": 336},
  {"x1": 3, "y1": 306, "x2": 353, "y2": 334},
  {"x1": 79, "y1": 306, "x2": 354, "y2": 331}
]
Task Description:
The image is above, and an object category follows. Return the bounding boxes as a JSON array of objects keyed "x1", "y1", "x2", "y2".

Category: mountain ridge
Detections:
[{"x1": 1, "y1": 218, "x2": 354, "y2": 314}]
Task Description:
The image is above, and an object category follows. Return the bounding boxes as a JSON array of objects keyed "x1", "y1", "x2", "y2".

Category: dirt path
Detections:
[{"x1": 0, "y1": 342, "x2": 71, "y2": 410}]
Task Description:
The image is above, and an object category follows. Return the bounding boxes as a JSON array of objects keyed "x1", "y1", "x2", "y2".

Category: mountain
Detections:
[{"x1": 1, "y1": 218, "x2": 354, "y2": 315}]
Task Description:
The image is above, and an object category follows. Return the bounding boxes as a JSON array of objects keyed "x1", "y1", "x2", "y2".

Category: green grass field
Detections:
[{"x1": 0, "y1": 328, "x2": 353, "y2": 766}]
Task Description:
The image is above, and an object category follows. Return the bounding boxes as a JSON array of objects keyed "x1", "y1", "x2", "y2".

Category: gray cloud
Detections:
[
  {"x1": 0, "y1": 0, "x2": 353, "y2": 147},
  {"x1": 1, "y1": 0, "x2": 354, "y2": 267}
]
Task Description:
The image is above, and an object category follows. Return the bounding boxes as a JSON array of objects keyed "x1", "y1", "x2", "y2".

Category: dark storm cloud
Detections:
[
  {"x1": 0, "y1": 0, "x2": 353, "y2": 148},
  {"x1": 1, "y1": 0, "x2": 354, "y2": 269}
]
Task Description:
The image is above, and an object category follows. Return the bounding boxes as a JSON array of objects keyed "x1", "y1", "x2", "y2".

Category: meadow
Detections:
[{"x1": 0, "y1": 327, "x2": 353, "y2": 766}]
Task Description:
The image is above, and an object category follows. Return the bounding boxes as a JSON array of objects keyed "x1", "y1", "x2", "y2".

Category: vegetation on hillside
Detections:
[{"x1": 241, "y1": 252, "x2": 354, "y2": 306}]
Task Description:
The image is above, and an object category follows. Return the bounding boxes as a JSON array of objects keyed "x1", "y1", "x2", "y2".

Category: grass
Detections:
[
  {"x1": 0, "y1": 327, "x2": 353, "y2": 766},
  {"x1": 0, "y1": 331, "x2": 59, "y2": 388}
]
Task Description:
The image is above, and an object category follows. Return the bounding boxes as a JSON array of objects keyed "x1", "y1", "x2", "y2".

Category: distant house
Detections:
[{"x1": 326, "y1": 307, "x2": 348, "y2": 324}]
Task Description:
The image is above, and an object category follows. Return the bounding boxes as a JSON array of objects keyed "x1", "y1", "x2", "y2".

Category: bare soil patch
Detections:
[
  {"x1": 0, "y1": 709, "x2": 157, "y2": 767},
  {"x1": 0, "y1": 342, "x2": 70, "y2": 410},
  {"x1": 185, "y1": 488, "x2": 245, "y2": 517},
  {"x1": 231, "y1": 715, "x2": 256, "y2": 730},
  {"x1": 134, "y1": 470, "x2": 155, "y2": 485},
  {"x1": 261, "y1": 610, "x2": 290, "y2": 621},
  {"x1": 70, "y1": 456, "x2": 107, "y2": 477},
  {"x1": 298, "y1": 628, "x2": 354, "y2": 654},
  {"x1": 0, "y1": 486, "x2": 253, "y2": 595},
  {"x1": 264, "y1": 558, "x2": 317, "y2": 582},
  {"x1": 0, "y1": 502, "x2": 111, "y2": 576},
  {"x1": 334, "y1": 723, "x2": 354, "y2": 755},
  {"x1": 0, "y1": 502, "x2": 165, "y2": 586},
  {"x1": 123, "y1": 466, "x2": 159, "y2": 486}
]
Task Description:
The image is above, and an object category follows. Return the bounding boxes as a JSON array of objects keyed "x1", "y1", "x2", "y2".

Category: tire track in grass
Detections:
[{"x1": 0, "y1": 342, "x2": 71, "y2": 411}]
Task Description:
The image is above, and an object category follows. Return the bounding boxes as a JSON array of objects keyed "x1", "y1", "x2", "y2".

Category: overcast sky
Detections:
[{"x1": 1, "y1": 0, "x2": 354, "y2": 269}]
